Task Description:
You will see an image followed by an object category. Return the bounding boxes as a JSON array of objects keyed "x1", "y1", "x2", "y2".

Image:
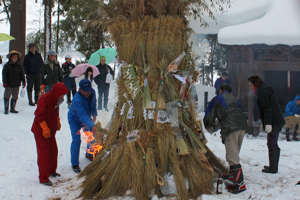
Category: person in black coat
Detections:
[
  {"x1": 94, "y1": 56, "x2": 114, "y2": 111},
  {"x1": 61, "y1": 54, "x2": 77, "y2": 107},
  {"x1": 2, "y1": 50, "x2": 26, "y2": 114},
  {"x1": 23, "y1": 43, "x2": 44, "y2": 106},
  {"x1": 248, "y1": 75, "x2": 285, "y2": 174}
]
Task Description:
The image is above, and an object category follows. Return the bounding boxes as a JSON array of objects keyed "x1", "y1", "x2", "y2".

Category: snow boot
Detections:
[
  {"x1": 262, "y1": 149, "x2": 278, "y2": 173},
  {"x1": 227, "y1": 164, "x2": 246, "y2": 193},
  {"x1": 264, "y1": 148, "x2": 280, "y2": 170},
  {"x1": 292, "y1": 131, "x2": 299, "y2": 141},
  {"x1": 4, "y1": 100, "x2": 9, "y2": 114},
  {"x1": 222, "y1": 166, "x2": 235, "y2": 186},
  {"x1": 296, "y1": 181, "x2": 300, "y2": 185},
  {"x1": 10, "y1": 99, "x2": 18, "y2": 113},
  {"x1": 72, "y1": 165, "x2": 81, "y2": 173},
  {"x1": 286, "y1": 133, "x2": 291, "y2": 141},
  {"x1": 41, "y1": 180, "x2": 53, "y2": 186},
  {"x1": 28, "y1": 92, "x2": 35, "y2": 106},
  {"x1": 34, "y1": 90, "x2": 39, "y2": 104},
  {"x1": 50, "y1": 173, "x2": 61, "y2": 177}
]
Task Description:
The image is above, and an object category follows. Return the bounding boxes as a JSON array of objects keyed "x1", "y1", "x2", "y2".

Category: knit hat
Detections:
[
  {"x1": 47, "y1": 50, "x2": 57, "y2": 56},
  {"x1": 79, "y1": 79, "x2": 93, "y2": 92},
  {"x1": 6, "y1": 50, "x2": 22, "y2": 59},
  {"x1": 100, "y1": 56, "x2": 106, "y2": 61}
]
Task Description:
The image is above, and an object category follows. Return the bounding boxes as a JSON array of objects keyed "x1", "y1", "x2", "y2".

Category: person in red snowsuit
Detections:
[{"x1": 31, "y1": 82, "x2": 68, "y2": 186}]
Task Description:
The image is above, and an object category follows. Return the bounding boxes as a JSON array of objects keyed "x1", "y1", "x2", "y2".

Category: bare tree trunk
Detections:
[
  {"x1": 56, "y1": 0, "x2": 60, "y2": 53},
  {"x1": 10, "y1": 0, "x2": 26, "y2": 64},
  {"x1": 44, "y1": 0, "x2": 52, "y2": 58}
]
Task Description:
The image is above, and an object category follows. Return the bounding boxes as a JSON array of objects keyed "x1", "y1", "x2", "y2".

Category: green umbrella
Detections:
[
  {"x1": 88, "y1": 48, "x2": 117, "y2": 66},
  {"x1": 0, "y1": 33, "x2": 15, "y2": 42}
]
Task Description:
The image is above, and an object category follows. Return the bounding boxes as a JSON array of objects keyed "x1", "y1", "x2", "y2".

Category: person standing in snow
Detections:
[
  {"x1": 31, "y1": 82, "x2": 69, "y2": 186},
  {"x1": 284, "y1": 95, "x2": 300, "y2": 141},
  {"x1": 2, "y1": 50, "x2": 26, "y2": 114},
  {"x1": 68, "y1": 79, "x2": 97, "y2": 173},
  {"x1": 248, "y1": 75, "x2": 285, "y2": 174},
  {"x1": 94, "y1": 56, "x2": 114, "y2": 111},
  {"x1": 214, "y1": 72, "x2": 231, "y2": 95},
  {"x1": 77, "y1": 67, "x2": 96, "y2": 87},
  {"x1": 204, "y1": 83, "x2": 247, "y2": 194},
  {"x1": 23, "y1": 43, "x2": 44, "y2": 106},
  {"x1": 62, "y1": 54, "x2": 77, "y2": 108},
  {"x1": 40, "y1": 50, "x2": 63, "y2": 93}
]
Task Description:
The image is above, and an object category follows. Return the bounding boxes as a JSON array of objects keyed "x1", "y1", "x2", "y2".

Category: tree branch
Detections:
[{"x1": 2, "y1": 0, "x2": 11, "y2": 23}]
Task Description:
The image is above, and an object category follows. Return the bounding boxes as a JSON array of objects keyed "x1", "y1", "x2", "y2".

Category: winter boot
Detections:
[
  {"x1": 10, "y1": 99, "x2": 19, "y2": 113},
  {"x1": 34, "y1": 90, "x2": 39, "y2": 104},
  {"x1": 222, "y1": 166, "x2": 235, "y2": 186},
  {"x1": 292, "y1": 131, "x2": 299, "y2": 141},
  {"x1": 262, "y1": 149, "x2": 278, "y2": 173},
  {"x1": 4, "y1": 100, "x2": 9, "y2": 114},
  {"x1": 264, "y1": 148, "x2": 280, "y2": 171},
  {"x1": 227, "y1": 164, "x2": 246, "y2": 193},
  {"x1": 296, "y1": 181, "x2": 300, "y2": 185},
  {"x1": 286, "y1": 133, "x2": 291, "y2": 141}
]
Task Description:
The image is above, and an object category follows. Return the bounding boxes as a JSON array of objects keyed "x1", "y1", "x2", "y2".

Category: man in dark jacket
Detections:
[
  {"x1": 94, "y1": 56, "x2": 114, "y2": 111},
  {"x1": 214, "y1": 72, "x2": 231, "y2": 95},
  {"x1": 23, "y1": 43, "x2": 44, "y2": 106},
  {"x1": 40, "y1": 50, "x2": 63, "y2": 93},
  {"x1": 204, "y1": 83, "x2": 247, "y2": 194},
  {"x1": 62, "y1": 54, "x2": 76, "y2": 107}
]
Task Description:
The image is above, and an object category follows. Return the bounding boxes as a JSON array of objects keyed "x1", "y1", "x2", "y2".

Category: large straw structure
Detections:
[{"x1": 79, "y1": 0, "x2": 230, "y2": 199}]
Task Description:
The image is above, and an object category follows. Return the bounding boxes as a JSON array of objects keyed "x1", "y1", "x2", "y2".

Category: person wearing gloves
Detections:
[
  {"x1": 284, "y1": 95, "x2": 300, "y2": 141},
  {"x1": 94, "y1": 56, "x2": 114, "y2": 111},
  {"x1": 204, "y1": 83, "x2": 247, "y2": 194},
  {"x1": 2, "y1": 50, "x2": 26, "y2": 114},
  {"x1": 62, "y1": 54, "x2": 76, "y2": 108},
  {"x1": 40, "y1": 50, "x2": 63, "y2": 93},
  {"x1": 23, "y1": 43, "x2": 44, "y2": 106},
  {"x1": 31, "y1": 82, "x2": 69, "y2": 186},
  {"x1": 68, "y1": 79, "x2": 97, "y2": 173},
  {"x1": 248, "y1": 75, "x2": 285, "y2": 174}
]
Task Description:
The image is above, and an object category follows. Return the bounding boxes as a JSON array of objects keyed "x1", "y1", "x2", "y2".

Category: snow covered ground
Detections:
[{"x1": 0, "y1": 81, "x2": 299, "y2": 200}]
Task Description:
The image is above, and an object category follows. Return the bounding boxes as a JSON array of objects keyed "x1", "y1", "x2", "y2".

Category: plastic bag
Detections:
[
  {"x1": 20, "y1": 88, "x2": 25, "y2": 98},
  {"x1": 105, "y1": 73, "x2": 113, "y2": 84},
  {"x1": 167, "y1": 51, "x2": 186, "y2": 73}
]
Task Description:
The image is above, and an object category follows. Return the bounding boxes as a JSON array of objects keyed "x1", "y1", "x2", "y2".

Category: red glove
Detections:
[
  {"x1": 22, "y1": 82, "x2": 26, "y2": 88},
  {"x1": 3, "y1": 83, "x2": 7, "y2": 88}
]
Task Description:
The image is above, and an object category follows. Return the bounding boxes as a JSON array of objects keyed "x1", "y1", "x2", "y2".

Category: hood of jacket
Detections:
[
  {"x1": 49, "y1": 82, "x2": 69, "y2": 104},
  {"x1": 294, "y1": 95, "x2": 300, "y2": 103}
]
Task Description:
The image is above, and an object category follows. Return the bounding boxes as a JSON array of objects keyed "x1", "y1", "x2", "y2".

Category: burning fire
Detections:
[{"x1": 82, "y1": 130, "x2": 103, "y2": 160}]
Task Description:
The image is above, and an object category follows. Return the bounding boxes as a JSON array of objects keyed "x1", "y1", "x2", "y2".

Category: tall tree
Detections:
[
  {"x1": 43, "y1": 0, "x2": 54, "y2": 58},
  {"x1": 9, "y1": 0, "x2": 26, "y2": 62}
]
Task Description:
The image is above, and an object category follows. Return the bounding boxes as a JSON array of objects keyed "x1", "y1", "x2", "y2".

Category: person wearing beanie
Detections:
[
  {"x1": 2, "y1": 51, "x2": 26, "y2": 114},
  {"x1": 40, "y1": 50, "x2": 63, "y2": 93},
  {"x1": 94, "y1": 55, "x2": 114, "y2": 111},
  {"x1": 23, "y1": 43, "x2": 44, "y2": 106},
  {"x1": 68, "y1": 79, "x2": 97, "y2": 173},
  {"x1": 214, "y1": 72, "x2": 231, "y2": 95},
  {"x1": 62, "y1": 54, "x2": 77, "y2": 108}
]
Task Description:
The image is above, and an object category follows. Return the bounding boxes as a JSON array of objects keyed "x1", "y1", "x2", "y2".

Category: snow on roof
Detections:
[
  {"x1": 188, "y1": 0, "x2": 272, "y2": 34},
  {"x1": 218, "y1": 0, "x2": 300, "y2": 46}
]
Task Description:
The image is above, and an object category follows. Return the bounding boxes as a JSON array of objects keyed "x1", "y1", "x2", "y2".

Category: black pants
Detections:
[
  {"x1": 26, "y1": 74, "x2": 41, "y2": 103},
  {"x1": 67, "y1": 89, "x2": 77, "y2": 103},
  {"x1": 267, "y1": 126, "x2": 280, "y2": 151}
]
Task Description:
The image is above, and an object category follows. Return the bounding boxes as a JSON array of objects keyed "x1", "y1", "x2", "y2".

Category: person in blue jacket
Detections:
[
  {"x1": 214, "y1": 72, "x2": 231, "y2": 95},
  {"x1": 68, "y1": 79, "x2": 97, "y2": 173},
  {"x1": 284, "y1": 95, "x2": 300, "y2": 141}
]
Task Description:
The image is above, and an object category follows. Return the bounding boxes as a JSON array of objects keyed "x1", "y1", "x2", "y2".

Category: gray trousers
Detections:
[
  {"x1": 224, "y1": 130, "x2": 246, "y2": 166},
  {"x1": 4, "y1": 87, "x2": 19, "y2": 101}
]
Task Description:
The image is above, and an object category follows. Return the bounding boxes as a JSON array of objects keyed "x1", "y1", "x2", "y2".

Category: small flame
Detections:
[{"x1": 83, "y1": 130, "x2": 103, "y2": 160}]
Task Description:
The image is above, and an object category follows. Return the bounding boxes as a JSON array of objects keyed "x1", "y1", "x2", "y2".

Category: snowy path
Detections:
[{"x1": 0, "y1": 82, "x2": 299, "y2": 200}]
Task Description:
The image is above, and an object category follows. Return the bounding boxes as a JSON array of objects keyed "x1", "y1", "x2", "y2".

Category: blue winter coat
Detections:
[
  {"x1": 284, "y1": 96, "x2": 300, "y2": 117},
  {"x1": 68, "y1": 89, "x2": 97, "y2": 130},
  {"x1": 214, "y1": 77, "x2": 231, "y2": 95}
]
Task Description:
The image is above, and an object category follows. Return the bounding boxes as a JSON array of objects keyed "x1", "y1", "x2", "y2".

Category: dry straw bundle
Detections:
[{"x1": 79, "y1": 0, "x2": 230, "y2": 199}]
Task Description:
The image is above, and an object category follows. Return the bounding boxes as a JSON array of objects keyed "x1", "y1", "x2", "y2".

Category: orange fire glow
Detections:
[{"x1": 83, "y1": 130, "x2": 103, "y2": 160}]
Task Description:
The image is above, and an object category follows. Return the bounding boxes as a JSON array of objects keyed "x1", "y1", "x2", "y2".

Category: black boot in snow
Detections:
[
  {"x1": 227, "y1": 164, "x2": 246, "y2": 193},
  {"x1": 292, "y1": 131, "x2": 299, "y2": 141},
  {"x1": 286, "y1": 133, "x2": 291, "y2": 141},
  {"x1": 28, "y1": 91, "x2": 35, "y2": 106},
  {"x1": 4, "y1": 100, "x2": 9, "y2": 114},
  {"x1": 264, "y1": 148, "x2": 280, "y2": 170},
  {"x1": 10, "y1": 99, "x2": 19, "y2": 113},
  {"x1": 262, "y1": 149, "x2": 278, "y2": 173}
]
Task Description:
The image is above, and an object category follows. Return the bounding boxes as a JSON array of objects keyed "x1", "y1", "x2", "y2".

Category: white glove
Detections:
[
  {"x1": 295, "y1": 114, "x2": 300, "y2": 118},
  {"x1": 265, "y1": 125, "x2": 272, "y2": 133}
]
